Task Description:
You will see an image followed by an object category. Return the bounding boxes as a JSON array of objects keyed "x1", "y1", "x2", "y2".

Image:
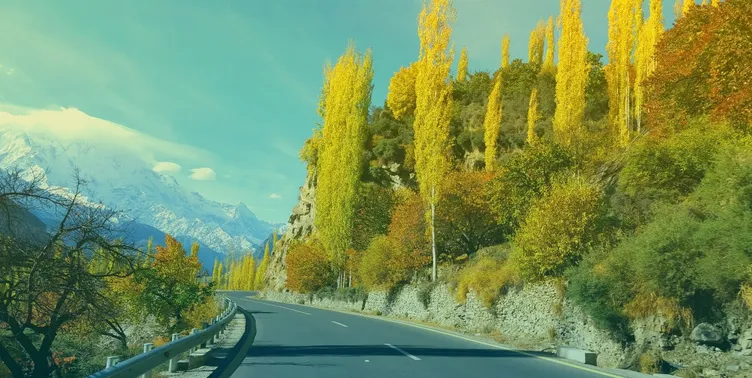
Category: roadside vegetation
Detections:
[
  {"x1": 282, "y1": 0, "x2": 752, "y2": 354},
  {"x1": 0, "y1": 170, "x2": 219, "y2": 377}
]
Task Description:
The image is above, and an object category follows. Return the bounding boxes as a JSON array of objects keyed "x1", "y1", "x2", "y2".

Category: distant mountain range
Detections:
[{"x1": 0, "y1": 121, "x2": 283, "y2": 268}]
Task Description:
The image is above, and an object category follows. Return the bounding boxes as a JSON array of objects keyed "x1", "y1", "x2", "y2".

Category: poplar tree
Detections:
[
  {"x1": 217, "y1": 262, "x2": 224, "y2": 289},
  {"x1": 387, "y1": 63, "x2": 418, "y2": 120},
  {"x1": 413, "y1": 0, "x2": 455, "y2": 281},
  {"x1": 211, "y1": 258, "x2": 220, "y2": 286},
  {"x1": 542, "y1": 16, "x2": 556, "y2": 73},
  {"x1": 501, "y1": 34, "x2": 510, "y2": 69},
  {"x1": 635, "y1": 0, "x2": 663, "y2": 132},
  {"x1": 315, "y1": 42, "x2": 374, "y2": 285},
  {"x1": 712, "y1": 0, "x2": 719, "y2": 6},
  {"x1": 255, "y1": 242, "x2": 270, "y2": 290},
  {"x1": 607, "y1": 0, "x2": 641, "y2": 146},
  {"x1": 457, "y1": 46, "x2": 469, "y2": 82},
  {"x1": 553, "y1": 0, "x2": 589, "y2": 148},
  {"x1": 484, "y1": 77, "x2": 503, "y2": 171},
  {"x1": 527, "y1": 88, "x2": 540, "y2": 145},
  {"x1": 528, "y1": 20, "x2": 546, "y2": 65}
]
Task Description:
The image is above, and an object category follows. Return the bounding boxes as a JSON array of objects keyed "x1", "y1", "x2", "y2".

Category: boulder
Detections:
[{"x1": 691, "y1": 323, "x2": 724, "y2": 346}]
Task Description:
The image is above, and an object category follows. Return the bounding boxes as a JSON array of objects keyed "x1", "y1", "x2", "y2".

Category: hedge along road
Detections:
[{"x1": 225, "y1": 292, "x2": 629, "y2": 378}]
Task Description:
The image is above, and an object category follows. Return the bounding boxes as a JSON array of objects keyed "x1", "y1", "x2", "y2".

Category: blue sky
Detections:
[{"x1": 0, "y1": 0, "x2": 683, "y2": 223}]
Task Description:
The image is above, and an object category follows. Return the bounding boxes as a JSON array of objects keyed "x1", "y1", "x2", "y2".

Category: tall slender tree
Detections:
[
  {"x1": 527, "y1": 88, "x2": 541, "y2": 145},
  {"x1": 528, "y1": 20, "x2": 546, "y2": 65},
  {"x1": 606, "y1": 0, "x2": 641, "y2": 147},
  {"x1": 635, "y1": 0, "x2": 663, "y2": 132},
  {"x1": 315, "y1": 42, "x2": 374, "y2": 285},
  {"x1": 501, "y1": 34, "x2": 510, "y2": 69},
  {"x1": 553, "y1": 0, "x2": 590, "y2": 148},
  {"x1": 413, "y1": 0, "x2": 455, "y2": 281},
  {"x1": 543, "y1": 16, "x2": 556, "y2": 73},
  {"x1": 484, "y1": 76, "x2": 503, "y2": 171},
  {"x1": 457, "y1": 46, "x2": 469, "y2": 81}
]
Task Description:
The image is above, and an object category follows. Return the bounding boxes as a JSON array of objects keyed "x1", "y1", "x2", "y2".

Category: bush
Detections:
[
  {"x1": 486, "y1": 142, "x2": 576, "y2": 238},
  {"x1": 285, "y1": 238, "x2": 335, "y2": 293},
  {"x1": 512, "y1": 175, "x2": 605, "y2": 282},
  {"x1": 315, "y1": 286, "x2": 368, "y2": 304},
  {"x1": 455, "y1": 245, "x2": 519, "y2": 307}
]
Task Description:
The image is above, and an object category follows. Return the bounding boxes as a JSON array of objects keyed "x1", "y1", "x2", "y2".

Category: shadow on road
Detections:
[
  {"x1": 246, "y1": 344, "x2": 546, "y2": 358},
  {"x1": 248, "y1": 310, "x2": 276, "y2": 314}
]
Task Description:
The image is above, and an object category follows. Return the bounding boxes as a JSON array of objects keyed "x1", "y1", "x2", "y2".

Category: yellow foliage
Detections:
[
  {"x1": 387, "y1": 63, "x2": 418, "y2": 120},
  {"x1": 634, "y1": 0, "x2": 663, "y2": 132},
  {"x1": 483, "y1": 76, "x2": 503, "y2": 171},
  {"x1": 638, "y1": 350, "x2": 661, "y2": 374},
  {"x1": 553, "y1": 0, "x2": 589, "y2": 148},
  {"x1": 623, "y1": 291, "x2": 692, "y2": 329},
  {"x1": 184, "y1": 296, "x2": 221, "y2": 330},
  {"x1": 455, "y1": 252, "x2": 519, "y2": 307},
  {"x1": 528, "y1": 20, "x2": 546, "y2": 65},
  {"x1": 512, "y1": 175, "x2": 603, "y2": 281},
  {"x1": 501, "y1": 34, "x2": 510, "y2": 69},
  {"x1": 152, "y1": 336, "x2": 171, "y2": 347},
  {"x1": 457, "y1": 46, "x2": 468, "y2": 82},
  {"x1": 542, "y1": 17, "x2": 556, "y2": 73},
  {"x1": 527, "y1": 88, "x2": 540, "y2": 145}
]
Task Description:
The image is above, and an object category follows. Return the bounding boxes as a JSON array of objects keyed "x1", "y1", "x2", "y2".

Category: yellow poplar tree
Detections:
[
  {"x1": 413, "y1": 0, "x2": 455, "y2": 281},
  {"x1": 457, "y1": 46, "x2": 469, "y2": 82},
  {"x1": 528, "y1": 20, "x2": 546, "y2": 65},
  {"x1": 483, "y1": 77, "x2": 503, "y2": 171},
  {"x1": 217, "y1": 262, "x2": 224, "y2": 289},
  {"x1": 553, "y1": 0, "x2": 589, "y2": 148},
  {"x1": 712, "y1": 0, "x2": 719, "y2": 6},
  {"x1": 255, "y1": 242, "x2": 270, "y2": 290},
  {"x1": 315, "y1": 41, "x2": 374, "y2": 285},
  {"x1": 606, "y1": 0, "x2": 640, "y2": 147},
  {"x1": 501, "y1": 34, "x2": 510, "y2": 69},
  {"x1": 543, "y1": 16, "x2": 556, "y2": 73},
  {"x1": 211, "y1": 258, "x2": 220, "y2": 286},
  {"x1": 387, "y1": 63, "x2": 417, "y2": 120},
  {"x1": 635, "y1": 0, "x2": 663, "y2": 132},
  {"x1": 242, "y1": 254, "x2": 256, "y2": 290},
  {"x1": 527, "y1": 88, "x2": 540, "y2": 145}
]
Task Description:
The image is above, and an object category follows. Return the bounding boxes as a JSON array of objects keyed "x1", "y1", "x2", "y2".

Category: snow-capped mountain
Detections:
[{"x1": 0, "y1": 111, "x2": 280, "y2": 256}]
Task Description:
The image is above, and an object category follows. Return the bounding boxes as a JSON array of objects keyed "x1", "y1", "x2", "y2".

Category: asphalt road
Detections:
[{"x1": 226, "y1": 292, "x2": 625, "y2": 378}]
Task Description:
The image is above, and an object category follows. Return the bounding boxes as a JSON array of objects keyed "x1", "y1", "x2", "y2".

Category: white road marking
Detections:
[
  {"x1": 331, "y1": 321, "x2": 348, "y2": 328},
  {"x1": 365, "y1": 360, "x2": 370, "y2": 363},
  {"x1": 385, "y1": 343, "x2": 421, "y2": 361},
  {"x1": 249, "y1": 299, "x2": 311, "y2": 315}
]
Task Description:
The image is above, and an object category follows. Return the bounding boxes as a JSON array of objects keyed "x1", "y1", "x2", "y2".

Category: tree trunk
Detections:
[
  {"x1": 0, "y1": 342, "x2": 24, "y2": 378},
  {"x1": 431, "y1": 185, "x2": 437, "y2": 282}
]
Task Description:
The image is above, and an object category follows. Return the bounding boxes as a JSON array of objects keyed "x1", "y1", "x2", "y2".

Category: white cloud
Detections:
[
  {"x1": 152, "y1": 161, "x2": 182, "y2": 173},
  {"x1": 190, "y1": 167, "x2": 216, "y2": 181},
  {"x1": 268, "y1": 193, "x2": 282, "y2": 199}
]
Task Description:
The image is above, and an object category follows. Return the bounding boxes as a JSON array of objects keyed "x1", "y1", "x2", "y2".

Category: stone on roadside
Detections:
[{"x1": 691, "y1": 323, "x2": 724, "y2": 346}]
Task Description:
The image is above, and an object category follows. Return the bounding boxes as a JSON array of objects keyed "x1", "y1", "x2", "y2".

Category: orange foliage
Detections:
[
  {"x1": 285, "y1": 238, "x2": 334, "y2": 293},
  {"x1": 386, "y1": 189, "x2": 431, "y2": 272},
  {"x1": 645, "y1": 0, "x2": 752, "y2": 133}
]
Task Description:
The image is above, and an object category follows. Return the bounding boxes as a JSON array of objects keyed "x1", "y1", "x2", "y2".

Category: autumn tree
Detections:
[
  {"x1": 413, "y1": 0, "x2": 455, "y2": 281},
  {"x1": 607, "y1": 0, "x2": 641, "y2": 147},
  {"x1": 528, "y1": 20, "x2": 546, "y2": 65},
  {"x1": 136, "y1": 234, "x2": 212, "y2": 333},
  {"x1": 501, "y1": 34, "x2": 510, "y2": 69},
  {"x1": 386, "y1": 63, "x2": 418, "y2": 120},
  {"x1": 645, "y1": 0, "x2": 752, "y2": 133},
  {"x1": 527, "y1": 88, "x2": 541, "y2": 144},
  {"x1": 254, "y1": 243, "x2": 270, "y2": 290},
  {"x1": 483, "y1": 75, "x2": 503, "y2": 171},
  {"x1": 542, "y1": 17, "x2": 556, "y2": 73},
  {"x1": 285, "y1": 238, "x2": 334, "y2": 293},
  {"x1": 351, "y1": 183, "x2": 396, "y2": 252},
  {"x1": 0, "y1": 169, "x2": 142, "y2": 377},
  {"x1": 634, "y1": 0, "x2": 663, "y2": 132},
  {"x1": 553, "y1": 0, "x2": 590, "y2": 148},
  {"x1": 315, "y1": 42, "x2": 374, "y2": 285},
  {"x1": 457, "y1": 46, "x2": 469, "y2": 82}
]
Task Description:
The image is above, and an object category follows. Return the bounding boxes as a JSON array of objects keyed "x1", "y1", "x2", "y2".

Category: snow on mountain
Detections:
[{"x1": 0, "y1": 107, "x2": 279, "y2": 255}]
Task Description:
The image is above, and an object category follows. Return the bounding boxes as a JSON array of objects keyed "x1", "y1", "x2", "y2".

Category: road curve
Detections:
[{"x1": 226, "y1": 292, "x2": 625, "y2": 378}]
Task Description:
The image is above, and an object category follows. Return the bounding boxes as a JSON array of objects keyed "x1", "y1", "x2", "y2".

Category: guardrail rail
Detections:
[{"x1": 87, "y1": 296, "x2": 238, "y2": 378}]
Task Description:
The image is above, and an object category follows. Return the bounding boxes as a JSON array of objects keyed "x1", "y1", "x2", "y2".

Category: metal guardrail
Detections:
[{"x1": 87, "y1": 296, "x2": 238, "y2": 378}]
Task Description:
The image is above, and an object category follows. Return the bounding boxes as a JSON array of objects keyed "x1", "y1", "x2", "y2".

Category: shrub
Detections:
[
  {"x1": 286, "y1": 238, "x2": 334, "y2": 293},
  {"x1": 455, "y1": 245, "x2": 519, "y2": 307},
  {"x1": 512, "y1": 175, "x2": 605, "y2": 282}
]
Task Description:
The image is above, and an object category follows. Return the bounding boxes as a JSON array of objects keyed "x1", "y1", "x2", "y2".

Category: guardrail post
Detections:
[
  {"x1": 189, "y1": 328, "x2": 199, "y2": 353},
  {"x1": 214, "y1": 315, "x2": 221, "y2": 343},
  {"x1": 140, "y1": 343, "x2": 153, "y2": 378},
  {"x1": 168, "y1": 333, "x2": 180, "y2": 372},
  {"x1": 106, "y1": 356, "x2": 120, "y2": 368}
]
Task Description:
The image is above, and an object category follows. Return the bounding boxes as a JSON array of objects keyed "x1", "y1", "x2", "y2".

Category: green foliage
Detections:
[
  {"x1": 364, "y1": 107, "x2": 416, "y2": 186},
  {"x1": 584, "y1": 52, "x2": 609, "y2": 122},
  {"x1": 512, "y1": 175, "x2": 605, "y2": 282},
  {"x1": 314, "y1": 286, "x2": 368, "y2": 304},
  {"x1": 486, "y1": 142, "x2": 576, "y2": 237},
  {"x1": 358, "y1": 235, "x2": 402, "y2": 290},
  {"x1": 352, "y1": 183, "x2": 396, "y2": 252},
  {"x1": 455, "y1": 245, "x2": 518, "y2": 307}
]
